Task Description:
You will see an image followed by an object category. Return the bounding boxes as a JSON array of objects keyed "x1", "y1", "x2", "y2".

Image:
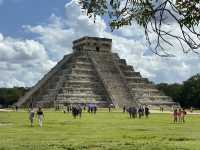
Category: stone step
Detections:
[
  {"x1": 65, "y1": 76, "x2": 99, "y2": 82},
  {"x1": 140, "y1": 95, "x2": 172, "y2": 100},
  {"x1": 56, "y1": 95, "x2": 107, "y2": 101},
  {"x1": 131, "y1": 88, "x2": 159, "y2": 92},
  {"x1": 119, "y1": 64, "x2": 134, "y2": 71},
  {"x1": 67, "y1": 80, "x2": 101, "y2": 84},
  {"x1": 65, "y1": 73, "x2": 97, "y2": 78},
  {"x1": 72, "y1": 64, "x2": 93, "y2": 70},
  {"x1": 75, "y1": 57, "x2": 91, "y2": 62},
  {"x1": 123, "y1": 71, "x2": 141, "y2": 77},
  {"x1": 61, "y1": 87, "x2": 105, "y2": 91},
  {"x1": 138, "y1": 100, "x2": 176, "y2": 105},
  {"x1": 61, "y1": 89, "x2": 107, "y2": 95},
  {"x1": 63, "y1": 83, "x2": 104, "y2": 89},
  {"x1": 128, "y1": 83, "x2": 154, "y2": 88},
  {"x1": 74, "y1": 61, "x2": 91, "y2": 66},
  {"x1": 58, "y1": 93, "x2": 106, "y2": 97},
  {"x1": 56, "y1": 99, "x2": 109, "y2": 104},
  {"x1": 71, "y1": 69, "x2": 95, "y2": 75},
  {"x1": 112, "y1": 53, "x2": 120, "y2": 60}
]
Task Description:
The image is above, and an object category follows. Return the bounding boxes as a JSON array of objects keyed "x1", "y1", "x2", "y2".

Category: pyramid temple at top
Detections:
[{"x1": 16, "y1": 36, "x2": 177, "y2": 109}]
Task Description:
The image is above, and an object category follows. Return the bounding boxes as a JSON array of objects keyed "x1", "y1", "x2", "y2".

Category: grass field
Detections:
[{"x1": 0, "y1": 110, "x2": 200, "y2": 150}]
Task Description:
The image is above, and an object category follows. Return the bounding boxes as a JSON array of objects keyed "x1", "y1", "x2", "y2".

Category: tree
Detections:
[
  {"x1": 156, "y1": 74, "x2": 200, "y2": 108},
  {"x1": 181, "y1": 74, "x2": 200, "y2": 108},
  {"x1": 79, "y1": 0, "x2": 200, "y2": 56},
  {"x1": 156, "y1": 83, "x2": 182, "y2": 103},
  {"x1": 0, "y1": 87, "x2": 29, "y2": 108}
]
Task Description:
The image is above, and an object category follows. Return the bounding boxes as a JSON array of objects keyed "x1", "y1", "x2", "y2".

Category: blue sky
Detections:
[
  {"x1": 0, "y1": 0, "x2": 67, "y2": 37},
  {"x1": 0, "y1": 0, "x2": 199, "y2": 87}
]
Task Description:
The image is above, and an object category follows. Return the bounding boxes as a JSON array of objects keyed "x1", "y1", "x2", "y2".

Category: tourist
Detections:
[
  {"x1": 83, "y1": 105, "x2": 86, "y2": 111},
  {"x1": 108, "y1": 104, "x2": 111, "y2": 112},
  {"x1": 123, "y1": 105, "x2": 126, "y2": 113},
  {"x1": 15, "y1": 105, "x2": 18, "y2": 112},
  {"x1": 72, "y1": 105, "x2": 82, "y2": 119},
  {"x1": 138, "y1": 107, "x2": 143, "y2": 119},
  {"x1": 144, "y1": 106, "x2": 150, "y2": 118},
  {"x1": 177, "y1": 108, "x2": 182, "y2": 123},
  {"x1": 127, "y1": 106, "x2": 137, "y2": 118},
  {"x1": 160, "y1": 106, "x2": 164, "y2": 112},
  {"x1": 181, "y1": 109, "x2": 187, "y2": 123},
  {"x1": 141, "y1": 106, "x2": 144, "y2": 116},
  {"x1": 29, "y1": 108, "x2": 35, "y2": 127},
  {"x1": 93, "y1": 105, "x2": 97, "y2": 114},
  {"x1": 108, "y1": 104, "x2": 114, "y2": 112},
  {"x1": 78, "y1": 105, "x2": 82, "y2": 118},
  {"x1": 67, "y1": 105, "x2": 70, "y2": 113},
  {"x1": 36, "y1": 107, "x2": 44, "y2": 128},
  {"x1": 173, "y1": 109, "x2": 178, "y2": 123},
  {"x1": 88, "y1": 104, "x2": 91, "y2": 113}
]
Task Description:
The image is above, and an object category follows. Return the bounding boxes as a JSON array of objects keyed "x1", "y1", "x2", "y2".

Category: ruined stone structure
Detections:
[{"x1": 16, "y1": 37, "x2": 177, "y2": 108}]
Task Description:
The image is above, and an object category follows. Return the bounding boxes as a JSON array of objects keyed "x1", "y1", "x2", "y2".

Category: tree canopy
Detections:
[
  {"x1": 157, "y1": 73, "x2": 200, "y2": 108},
  {"x1": 0, "y1": 87, "x2": 28, "y2": 108},
  {"x1": 79, "y1": 0, "x2": 200, "y2": 56}
]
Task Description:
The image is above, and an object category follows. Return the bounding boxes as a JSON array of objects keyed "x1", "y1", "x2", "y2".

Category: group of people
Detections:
[
  {"x1": 27, "y1": 104, "x2": 188, "y2": 127},
  {"x1": 125, "y1": 105, "x2": 150, "y2": 119},
  {"x1": 87, "y1": 104, "x2": 97, "y2": 114},
  {"x1": 28, "y1": 107, "x2": 44, "y2": 127},
  {"x1": 71, "y1": 105, "x2": 82, "y2": 119},
  {"x1": 173, "y1": 108, "x2": 187, "y2": 123},
  {"x1": 66, "y1": 104, "x2": 150, "y2": 119},
  {"x1": 64, "y1": 104, "x2": 98, "y2": 118}
]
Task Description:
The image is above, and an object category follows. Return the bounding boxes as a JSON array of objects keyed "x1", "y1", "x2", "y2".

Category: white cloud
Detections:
[
  {"x1": 0, "y1": 0, "x2": 200, "y2": 87},
  {"x1": 0, "y1": 34, "x2": 55, "y2": 87},
  {"x1": 20, "y1": 0, "x2": 200, "y2": 84}
]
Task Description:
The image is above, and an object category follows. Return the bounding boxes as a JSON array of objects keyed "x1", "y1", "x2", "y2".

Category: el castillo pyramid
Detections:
[{"x1": 16, "y1": 37, "x2": 177, "y2": 109}]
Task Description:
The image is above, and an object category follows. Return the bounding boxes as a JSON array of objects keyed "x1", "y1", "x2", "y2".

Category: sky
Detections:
[{"x1": 0, "y1": 0, "x2": 199, "y2": 87}]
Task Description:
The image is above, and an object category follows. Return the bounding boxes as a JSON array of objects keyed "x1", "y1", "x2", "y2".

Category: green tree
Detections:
[
  {"x1": 0, "y1": 87, "x2": 29, "y2": 107},
  {"x1": 157, "y1": 74, "x2": 200, "y2": 108},
  {"x1": 79, "y1": 0, "x2": 200, "y2": 56},
  {"x1": 181, "y1": 74, "x2": 200, "y2": 108},
  {"x1": 156, "y1": 83, "x2": 182, "y2": 103}
]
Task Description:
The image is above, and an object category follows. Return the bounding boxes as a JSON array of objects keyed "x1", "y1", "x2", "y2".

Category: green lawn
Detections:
[{"x1": 0, "y1": 110, "x2": 200, "y2": 150}]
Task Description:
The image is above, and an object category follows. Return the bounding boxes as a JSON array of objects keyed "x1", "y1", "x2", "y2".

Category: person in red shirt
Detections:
[
  {"x1": 181, "y1": 109, "x2": 187, "y2": 123},
  {"x1": 177, "y1": 108, "x2": 182, "y2": 123}
]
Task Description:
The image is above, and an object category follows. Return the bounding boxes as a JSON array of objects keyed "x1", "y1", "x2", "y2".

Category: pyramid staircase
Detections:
[
  {"x1": 16, "y1": 37, "x2": 177, "y2": 109},
  {"x1": 89, "y1": 52, "x2": 138, "y2": 108},
  {"x1": 112, "y1": 53, "x2": 176, "y2": 108}
]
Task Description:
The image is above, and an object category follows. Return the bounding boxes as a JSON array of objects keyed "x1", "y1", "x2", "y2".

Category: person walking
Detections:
[
  {"x1": 177, "y1": 108, "x2": 182, "y2": 123},
  {"x1": 173, "y1": 109, "x2": 178, "y2": 123},
  {"x1": 29, "y1": 108, "x2": 35, "y2": 127},
  {"x1": 138, "y1": 107, "x2": 143, "y2": 119},
  {"x1": 123, "y1": 105, "x2": 126, "y2": 113},
  {"x1": 181, "y1": 109, "x2": 187, "y2": 123},
  {"x1": 144, "y1": 106, "x2": 150, "y2": 118},
  {"x1": 108, "y1": 104, "x2": 111, "y2": 112},
  {"x1": 37, "y1": 107, "x2": 44, "y2": 128},
  {"x1": 94, "y1": 105, "x2": 97, "y2": 114}
]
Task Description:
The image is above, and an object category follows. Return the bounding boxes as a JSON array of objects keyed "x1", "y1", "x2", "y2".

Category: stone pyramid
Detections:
[{"x1": 16, "y1": 37, "x2": 177, "y2": 109}]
